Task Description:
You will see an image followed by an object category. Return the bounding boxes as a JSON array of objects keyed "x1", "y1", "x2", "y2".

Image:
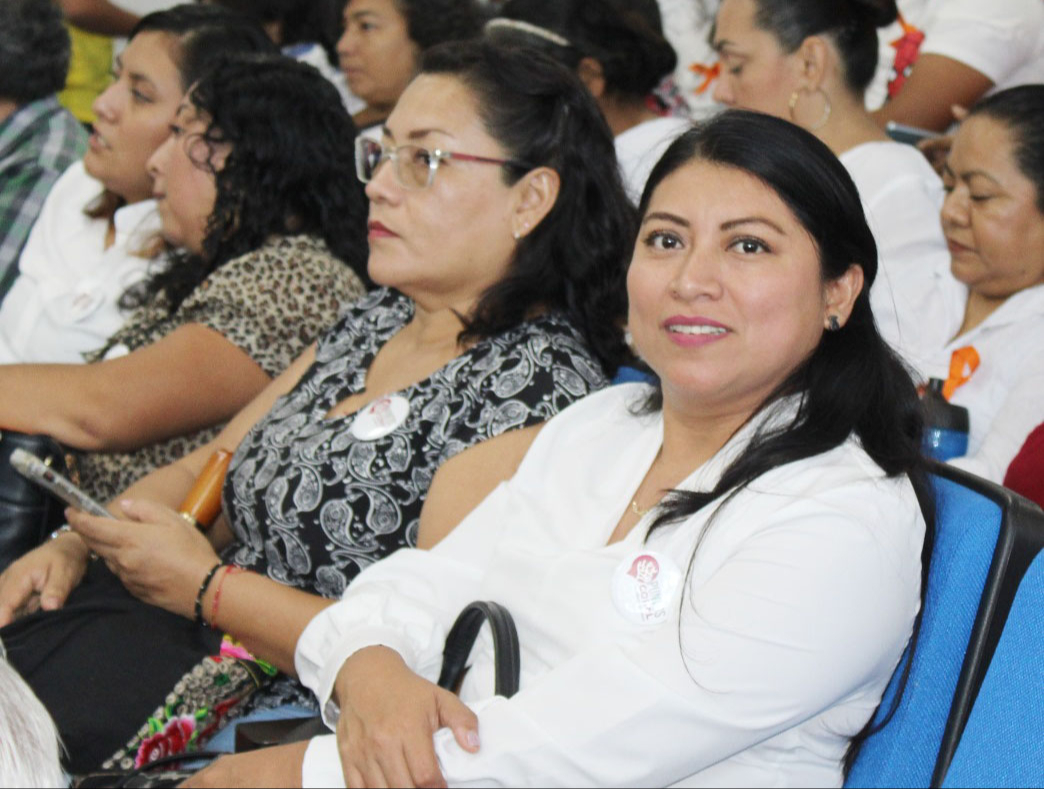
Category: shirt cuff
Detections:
[
  {"x1": 295, "y1": 612, "x2": 418, "y2": 727},
  {"x1": 302, "y1": 735, "x2": 345, "y2": 789}
]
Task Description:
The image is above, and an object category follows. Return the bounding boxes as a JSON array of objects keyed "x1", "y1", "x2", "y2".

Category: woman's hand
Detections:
[
  {"x1": 917, "y1": 104, "x2": 969, "y2": 175},
  {"x1": 67, "y1": 499, "x2": 221, "y2": 618},
  {"x1": 334, "y1": 646, "x2": 480, "y2": 788},
  {"x1": 0, "y1": 534, "x2": 89, "y2": 626},
  {"x1": 179, "y1": 742, "x2": 308, "y2": 788}
]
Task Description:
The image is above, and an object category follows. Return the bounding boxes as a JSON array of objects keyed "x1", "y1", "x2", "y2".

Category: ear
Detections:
[
  {"x1": 511, "y1": 167, "x2": 561, "y2": 241},
  {"x1": 576, "y1": 57, "x2": 607, "y2": 99},
  {"x1": 823, "y1": 264, "x2": 864, "y2": 330},
  {"x1": 797, "y1": 35, "x2": 831, "y2": 91}
]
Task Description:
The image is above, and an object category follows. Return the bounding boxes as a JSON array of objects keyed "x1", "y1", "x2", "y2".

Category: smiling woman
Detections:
[
  {"x1": 192, "y1": 110, "x2": 933, "y2": 789},
  {"x1": 882, "y1": 85, "x2": 1044, "y2": 482}
]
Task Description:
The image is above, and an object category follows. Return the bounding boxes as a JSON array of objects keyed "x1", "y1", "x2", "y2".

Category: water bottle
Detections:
[{"x1": 922, "y1": 378, "x2": 970, "y2": 461}]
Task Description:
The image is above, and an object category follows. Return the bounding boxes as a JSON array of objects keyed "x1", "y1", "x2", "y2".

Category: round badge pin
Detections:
[
  {"x1": 611, "y1": 550, "x2": 682, "y2": 626},
  {"x1": 349, "y1": 394, "x2": 410, "y2": 441}
]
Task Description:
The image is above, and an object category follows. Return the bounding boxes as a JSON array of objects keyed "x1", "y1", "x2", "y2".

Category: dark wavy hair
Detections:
[
  {"x1": 0, "y1": 0, "x2": 70, "y2": 104},
  {"x1": 489, "y1": 0, "x2": 677, "y2": 99},
  {"x1": 86, "y1": 5, "x2": 277, "y2": 222},
  {"x1": 636, "y1": 110, "x2": 935, "y2": 776},
  {"x1": 967, "y1": 85, "x2": 1044, "y2": 214},
  {"x1": 746, "y1": 0, "x2": 898, "y2": 94},
  {"x1": 394, "y1": 0, "x2": 484, "y2": 50},
  {"x1": 420, "y1": 39, "x2": 637, "y2": 375},
  {"x1": 121, "y1": 55, "x2": 369, "y2": 313}
]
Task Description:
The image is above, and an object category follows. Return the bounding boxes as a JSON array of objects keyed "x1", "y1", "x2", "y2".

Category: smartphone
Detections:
[
  {"x1": 885, "y1": 121, "x2": 941, "y2": 146},
  {"x1": 9, "y1": 448, "x2": 113, "y2": 518}
]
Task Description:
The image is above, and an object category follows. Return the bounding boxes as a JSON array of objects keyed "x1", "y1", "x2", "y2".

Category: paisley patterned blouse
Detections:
[{"x1": 220, "y1": 287, "x2": 608, "y2": 595}]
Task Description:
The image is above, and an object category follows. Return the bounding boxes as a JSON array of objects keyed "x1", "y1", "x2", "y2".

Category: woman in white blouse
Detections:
[
  {"x1": 187, "y1": 111, "x2": 932, "y2": 788},
  {"x1": 882, "y1": 85, "x2": 1044, "y2": 483},
  {"x1": 710, "y1": 0, "x2": 952, "y2": 343},
  {"x1": 0, "y1": 6, "x2": 274, "y2": 365}
]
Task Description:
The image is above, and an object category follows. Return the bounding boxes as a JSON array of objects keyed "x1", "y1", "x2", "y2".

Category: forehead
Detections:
[
  {"x1": 346, "y1": 0, "x2": 401, "y2": 19},
  {"x1": 384, "y1": 74, "x2": 492, "y2": 145},
  {"x1": 714, "y1": 0, "x2": 759, "y2": 42},
  {"x1": 950, "y1": 116, "x2": 1020, "y2": 175},
  {"x1": 121, "y1": 31, "x2": 182, "y2": 85},
  {"x1": 646, "y1": 159, "x2": 801, "y2": 227}
]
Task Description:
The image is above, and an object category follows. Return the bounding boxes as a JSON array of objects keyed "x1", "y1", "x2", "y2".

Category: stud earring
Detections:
[{"x1": 827, "y1": 315, "x2": 841, "y2": 332}]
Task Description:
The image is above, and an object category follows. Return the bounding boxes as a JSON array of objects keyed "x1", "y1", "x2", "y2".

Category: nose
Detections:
[
  {"x1": 92, "y1": 79, "x2": 121, "y2": 124},
  {"x1": 364, "y1": 153, "x2": 402, "y2": 205},
  {"x1": 940, "y1": 182, "x2": 969, "y2": 229},
  {"x1": 669, "y1": 247, "x2": 725, "y2": 302},
  {"x1": 146, "y1": 133, "x2": 174, "y2": 182},
  {"x1": 712, "y1": 75, "x2": 734, "y2": 106},
  {"x1": 337, "y1": 24, "x2": 358, "y2": 63}
]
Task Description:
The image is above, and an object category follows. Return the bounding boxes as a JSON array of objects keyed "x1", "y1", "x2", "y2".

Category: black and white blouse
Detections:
[{"x1": 221, "y1": 288, "x2": 608, "y2": 595}]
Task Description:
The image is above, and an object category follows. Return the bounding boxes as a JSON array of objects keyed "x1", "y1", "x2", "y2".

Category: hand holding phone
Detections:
[
  {"x1": 9, "y1": 449, "x2": 112, "y2": 519},
  {"x1": 885, "y1": 121, "x2": 941, "y2": 146}
]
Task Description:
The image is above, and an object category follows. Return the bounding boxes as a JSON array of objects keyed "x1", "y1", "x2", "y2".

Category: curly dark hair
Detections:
[
  {"x1": 490, "y1": 0, "x2": 677, "y2": 99},
  {"x1": 122, "y1": 55, "x2": 369, "y2": 313},
  {"x1": 394, "y1": 0, "x2": 484, "y2": 50},
  {"x1": 420, "y1": 39, "x2": 637, "y2": 375},
  {"x1": 0, "y1": 0, "x2": 71, "y2": 104}
]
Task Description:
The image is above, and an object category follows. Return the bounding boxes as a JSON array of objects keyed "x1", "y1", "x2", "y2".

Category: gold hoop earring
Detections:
[{"x1": 788, "y1": 87, "x2": 832, "y2": 132}]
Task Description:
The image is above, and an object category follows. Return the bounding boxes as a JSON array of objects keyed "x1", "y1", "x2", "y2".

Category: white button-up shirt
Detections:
[
  {"x1": 296, "y1": 385, "x2": 924, "y2": 788},
  {"x1": 0, "y1": 161, "x2": 160, "y2": 364}
]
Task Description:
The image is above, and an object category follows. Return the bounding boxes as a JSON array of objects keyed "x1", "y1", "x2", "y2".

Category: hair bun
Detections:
[{"x1": 847, "y1": 0, "x2": 898, "y2": 28}]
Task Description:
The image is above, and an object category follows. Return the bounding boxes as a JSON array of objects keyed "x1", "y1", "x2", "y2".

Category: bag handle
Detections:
[{"x1": 437, "y1": 601, "x2": 520, "y2": 699}]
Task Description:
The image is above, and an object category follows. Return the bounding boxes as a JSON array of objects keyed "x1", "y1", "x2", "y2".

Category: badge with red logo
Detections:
[
  {"x1": 611, "y1": 551, "x2": 682, "y2": 626},
  {"x1": 349, "y1": 394, "x2": 410, "y2": 441}
]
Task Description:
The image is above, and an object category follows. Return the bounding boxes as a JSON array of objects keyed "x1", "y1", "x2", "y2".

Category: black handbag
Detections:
[
  {"x1": 0, "y1": 430, "x2": 70, "y2": 573},
  {"x1": 234, "y1": 600, "x2": 521, "y2": 752}
]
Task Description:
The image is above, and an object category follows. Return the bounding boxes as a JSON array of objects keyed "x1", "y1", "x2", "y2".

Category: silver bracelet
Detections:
[{"x1": 49, "y1": 524, "x2": 72, "y2": 540}]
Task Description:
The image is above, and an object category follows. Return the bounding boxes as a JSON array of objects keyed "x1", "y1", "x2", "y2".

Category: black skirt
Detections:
[{"x1": 1, "y1": 560, "x2": 222, "y2": 774}]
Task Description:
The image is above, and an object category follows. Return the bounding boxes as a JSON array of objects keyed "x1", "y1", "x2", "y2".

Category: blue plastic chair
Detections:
[
  {"x1": 846, "y1": 464, "x2": 1044, "y2": 788},
  {"x1": 939, "y1": 551, "x2": 1044, "y2": 787}
]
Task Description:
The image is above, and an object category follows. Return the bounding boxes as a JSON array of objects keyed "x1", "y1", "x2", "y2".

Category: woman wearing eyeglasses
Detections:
[{"x1": 0, "y1": 40, "x2": 636, "y2": 773}]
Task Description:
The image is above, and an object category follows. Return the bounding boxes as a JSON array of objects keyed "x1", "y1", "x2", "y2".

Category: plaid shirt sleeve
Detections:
[{"x1": 0, "y1": 98, "x2": 87, "y2": 299}]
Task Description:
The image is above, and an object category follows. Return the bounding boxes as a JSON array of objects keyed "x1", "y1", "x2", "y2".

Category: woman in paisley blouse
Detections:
[
  {"x1": 0, "y1": 54, "x2": 370, "y2": 504},
  {"x1": 0, "y1": 41, "x2": 636, "y2": 772}
]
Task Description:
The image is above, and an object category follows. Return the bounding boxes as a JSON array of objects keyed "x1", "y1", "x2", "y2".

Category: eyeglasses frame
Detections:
[{"x1": 355, "y1": 137, "x2": 532, "y2": 190}]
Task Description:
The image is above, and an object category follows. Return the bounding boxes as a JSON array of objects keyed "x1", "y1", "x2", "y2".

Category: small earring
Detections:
[
  {"x1": 512, "y1": 230, "x2": 522, "y2": 240},
  {"x1": 827, "y1": 315, "x2": 841, "y2": 332}
]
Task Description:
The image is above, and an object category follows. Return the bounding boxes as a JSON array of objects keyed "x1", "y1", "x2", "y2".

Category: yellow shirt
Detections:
[{"x1": 59, "y1": 25, "x2": 113, "y2": 125}]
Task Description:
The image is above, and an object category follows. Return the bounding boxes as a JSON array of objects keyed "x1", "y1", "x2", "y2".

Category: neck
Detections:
[
  {"x1": 599, "y1": 95, "x2": 660, "y2": 138},
  {"x1": 400, "y1": 298, "x2": 470, "y2": 352},
  {"x1": 957, "y1": 289, "x2": 1008, "y2": 338},
  {"x1": 353, "y1": 105, "x2": 391, "y2": 131},
  {"x1": 658, "y1": 389, "x2": 760, "y2": 474},
  {"x1": 814, "y1": 89, "x2": 889, "y2": 156},
  {"x1": 0, "y1": 99, "x2": 19, "y2": 125}
]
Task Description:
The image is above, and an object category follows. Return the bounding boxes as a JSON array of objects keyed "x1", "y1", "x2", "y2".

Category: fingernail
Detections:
[
  {"x1": 120, "y1": 499, "x2": 133, "y2": 509},
  {"x1": 466, "y1": 731, "x2": 480, "y2": 749}
]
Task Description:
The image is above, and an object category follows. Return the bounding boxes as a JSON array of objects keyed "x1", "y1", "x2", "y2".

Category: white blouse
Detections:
[
  {"x1": 296, "y1": 385, "x2": 925, "y2": 788},
  {"x1": 0, "y1": 161, "x2": 159, "y2": 364},
  {"x1": 839, "y1": 140, "x2": 951, "y2": 345},
  {"x1": 615, "y1": 116, "x2": 691, "y2": 204},
  {"x1": 882, "y1": 258, "x2": 1044, "y2": 483},
  {"x1": 867, "y1": 0, "x2": 1044, "y2": 111}
]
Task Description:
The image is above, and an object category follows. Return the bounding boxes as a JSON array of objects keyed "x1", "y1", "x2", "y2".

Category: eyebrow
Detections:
[
  {"x1": 642, "y1": 211, "x2": 691, "y2": 228},
  {"x1": 721, "y1": 216, "x2": 786, "y2": 234}
]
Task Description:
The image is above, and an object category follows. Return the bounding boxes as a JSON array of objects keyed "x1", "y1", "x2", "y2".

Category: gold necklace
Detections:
[{"x1": 630, "y1": 498, "x2": 653, "y2": 517}]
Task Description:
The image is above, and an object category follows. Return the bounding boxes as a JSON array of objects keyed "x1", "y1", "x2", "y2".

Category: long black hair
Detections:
[
  {"x1": 420, "y1": 39, "x2": 637, "y2": 375},
  {"x1": 122, "y1": 55, "x2": 369, "y2": 313},
  {"x1": 0, "y1": 0, "x2": 71, "y2": 105},
  {"x1": 394, "y1": 0, "x2": 484, "y2": 50},
  {"x1": 637, "y1": 110, "x2": 935, "y2": 775},
  {"x1": 745, "y1": 0, "x2": 898, "y2": 95},
  {"x1": 966, "y1": 85, "x2": 1044, "y2": 213},
  {"x1": 488, "y1": 0, "x2": 677, "y2": 100}
]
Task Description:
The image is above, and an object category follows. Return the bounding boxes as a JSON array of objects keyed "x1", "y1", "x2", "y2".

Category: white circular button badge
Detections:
[
  {"x1": 611, "y1": 550, "x2": 683, "y2": 626},
  {"x1": 349, "y1": 394, "x2": 411, "y2": 441}
]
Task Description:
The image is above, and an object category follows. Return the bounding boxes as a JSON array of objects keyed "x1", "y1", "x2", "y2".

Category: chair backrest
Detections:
[
  {"x1": 940, "y1": 551, "x2": 1044, "y2": 788},
  {"x1": 845, "y1": 469, "x2": 1005, "y2": 788}
]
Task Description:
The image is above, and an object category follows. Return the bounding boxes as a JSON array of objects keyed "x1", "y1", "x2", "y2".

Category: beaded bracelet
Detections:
[{"x1": 194, "y1": 562, "x2": 224, "y2": 626}]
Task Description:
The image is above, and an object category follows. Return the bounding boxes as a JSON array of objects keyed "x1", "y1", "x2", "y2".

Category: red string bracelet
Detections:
[{"x1": 208, "y1": 565, "x2": 245, "y2": 628}]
